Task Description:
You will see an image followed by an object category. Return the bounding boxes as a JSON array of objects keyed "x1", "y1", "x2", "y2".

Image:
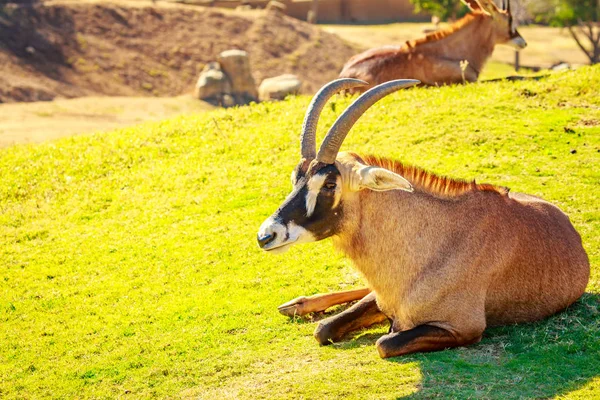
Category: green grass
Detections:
[
  {"x1": 480, "y1": 60, "x2": 521, "y2": 80},
  {"x1": 1, "y1": 67, "x2": 599, "y2": 399}
]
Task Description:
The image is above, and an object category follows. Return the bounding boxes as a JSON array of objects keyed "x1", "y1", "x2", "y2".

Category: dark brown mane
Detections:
[
  {"x1": 406, "y1": 13, "x2": 481, "y2": 48},
  {"x1": 358, "y1": 154, "x2": 509, "y2": 198}
]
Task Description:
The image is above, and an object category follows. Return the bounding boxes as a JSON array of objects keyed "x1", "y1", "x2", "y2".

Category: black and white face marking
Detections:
[
  {"x1": 257, "y1": 163, "x2": 344, "y2": 253},
  {"x1": 504, "y1": 4, "x2": 527, "y2": 49},
  {"x1": 506, "y1": 27, "x2": 527, "y2": 50}
]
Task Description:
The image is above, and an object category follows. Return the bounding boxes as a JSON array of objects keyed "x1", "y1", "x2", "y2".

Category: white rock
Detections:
[
  {"x1": 259, "y1": 74, "x2": 302, "y2": 101},
  {"x1": 266, "y1": 1, "x2": 286, "y2": 12}
]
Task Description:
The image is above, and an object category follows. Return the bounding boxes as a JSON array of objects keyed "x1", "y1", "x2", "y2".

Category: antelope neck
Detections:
[{"x1": 412, "y1": 14, "x2": 496, "y2": 75}]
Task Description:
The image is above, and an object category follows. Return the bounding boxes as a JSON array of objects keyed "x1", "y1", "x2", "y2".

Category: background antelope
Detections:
[
  {"x1": 339, "y1": 0, "x2": 527, "y2": 88},
  {"x1": 257, "y1": 79, "x2": 590, "y2": 358}
]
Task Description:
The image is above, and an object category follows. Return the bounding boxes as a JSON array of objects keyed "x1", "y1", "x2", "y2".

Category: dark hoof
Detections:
[
  {"x1": 313, "y1": 322, "x2": 335, "y2": 346},
  {"x1": 277, "y1": 296, "x2": 308, "y2": 317},
  {"x1": 375, "y1": 333, "x2": 396, "y2": 358}
]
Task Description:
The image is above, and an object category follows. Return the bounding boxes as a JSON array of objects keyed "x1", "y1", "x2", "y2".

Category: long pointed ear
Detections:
[
  {"x1": 475, "y1": 0, "x2": 500, "y2": 15},
  {"x1": 460, "y1": 0, "x2": 493, "y2": 15},
  {"x1": 461, "y1": 0, "x2": 482, "y2": 12},
  {"x1": 357, "y1": 166, "x2": 413, "y2": 192}
]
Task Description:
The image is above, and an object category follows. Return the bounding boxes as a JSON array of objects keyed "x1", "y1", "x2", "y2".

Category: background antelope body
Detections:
[
  {"x1": 258, "y1": 79, "x2": 590, "y2": 358},
  {"x1": 339, "y1": 0, "x2": 527, "y2": 89}
]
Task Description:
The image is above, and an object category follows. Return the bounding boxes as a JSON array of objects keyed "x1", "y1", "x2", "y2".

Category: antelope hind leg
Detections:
[
  {"x1": 314, "y1": 292, "x2": 387, "y2": 345},
  {"x1": 375, "y1": 324, "x2": 483, "y2": 358},
  {"x1": 278, "y1": 287, "x2": 371, "y2": 317}
]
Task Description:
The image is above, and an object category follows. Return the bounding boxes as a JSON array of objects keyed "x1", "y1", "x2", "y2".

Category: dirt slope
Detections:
[
  {"x1": 0, "y1": 2, "x2": 359, "y2": 102},
  {"x1": 0, "y1": 95, "x2": 213, "y2": 147}
]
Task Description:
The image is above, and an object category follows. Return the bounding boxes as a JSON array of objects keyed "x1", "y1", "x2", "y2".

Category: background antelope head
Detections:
[
  {"x1": 257, "y1": 79, "x2": 419, "y2": 253},
  {"x1": 462, "y1": 0, "x2": 527, "y2": 50}
]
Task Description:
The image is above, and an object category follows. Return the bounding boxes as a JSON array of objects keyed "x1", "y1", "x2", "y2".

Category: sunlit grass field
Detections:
[{"x1": 1, "y1": 67, "x2": 599, "y2": 399}]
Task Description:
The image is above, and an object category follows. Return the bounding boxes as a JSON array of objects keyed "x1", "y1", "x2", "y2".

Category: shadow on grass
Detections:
[
  {"x1": 311, "y1": 293, "x2": 600, "y2": 399},
  {"x1": 389, "y1": 293, "x2": 600, "y2": 399}
]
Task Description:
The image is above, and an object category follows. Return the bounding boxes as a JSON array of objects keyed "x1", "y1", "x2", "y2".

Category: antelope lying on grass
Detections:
[
  {"x1": 339, "y1": 0, "x2": 527, "y2": 88},
  {"x1": 257, "y1": 79, "x2": 590, "y2": 358}
]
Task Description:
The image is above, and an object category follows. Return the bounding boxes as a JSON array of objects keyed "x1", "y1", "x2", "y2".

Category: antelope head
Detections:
[
  {"x1": 257, "y1": 79, "x2": 419, "y2": 253},
  {"x1": 462, "y1": 0, "x2": 527, "y2": 50}
]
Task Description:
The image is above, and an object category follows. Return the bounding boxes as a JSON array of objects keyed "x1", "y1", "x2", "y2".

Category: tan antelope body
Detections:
[
  {"x1": 339, "y1": 0, "x2": 527, "y2": 89},
  {"x1": 258, "y1": 79, "x2": 590, "y2": 358},
  {"x1": 333, "y1": 153, "x2": 589, "y2": 333}
]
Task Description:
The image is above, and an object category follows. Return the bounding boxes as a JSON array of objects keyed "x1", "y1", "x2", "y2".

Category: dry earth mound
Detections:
[{"x1": 0, "y1": 2, "x2": 358, "y2": 102}]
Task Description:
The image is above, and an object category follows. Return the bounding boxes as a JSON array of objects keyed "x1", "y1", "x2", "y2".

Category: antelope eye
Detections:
[{"x1": 324, "y1": 182, "x2": 337, "y2": 191}]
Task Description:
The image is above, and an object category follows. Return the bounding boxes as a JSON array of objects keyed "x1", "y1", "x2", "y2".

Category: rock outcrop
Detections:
[
  {"x1": 217, "y1": 50, "x2": 258, "y2": 105},
  {"x1": 195, "y1": 62, "x2": 234, "y2": 107}
]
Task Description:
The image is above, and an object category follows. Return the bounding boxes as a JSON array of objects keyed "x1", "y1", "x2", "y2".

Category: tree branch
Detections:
[
  {"x1": 584, "y1": 21, "x2": 595, "y2": 41},
  {"x1": 573, "y1": 21, "x2": 591, "y2": 43},
  {"x1": 567, "y1": 25, "x2": 594, "y2": 64}
]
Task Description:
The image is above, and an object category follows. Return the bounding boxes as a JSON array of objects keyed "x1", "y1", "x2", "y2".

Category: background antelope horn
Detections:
[
  {"x1": 316, "y1": 79, "x2": 420, "y2": 164},
  {"x1": 300, "y1": 78, "x2": 368, "y2": 160}
]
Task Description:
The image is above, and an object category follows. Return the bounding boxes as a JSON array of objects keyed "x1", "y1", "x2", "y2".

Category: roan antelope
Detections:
[
  {"x1": 257, "y1": 79, "x2": 590, "y2": 358},
  {"x1": 339, "y1": 0, "x2": 527, "y2": 89}
]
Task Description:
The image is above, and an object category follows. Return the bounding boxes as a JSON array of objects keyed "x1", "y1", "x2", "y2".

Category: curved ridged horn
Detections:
[
  {"x1": 316, "y1": 79, "x2": 420, "y2": 164},
  {"x1": 300, "y1": 78, "x2": 368, "y2": 160}
]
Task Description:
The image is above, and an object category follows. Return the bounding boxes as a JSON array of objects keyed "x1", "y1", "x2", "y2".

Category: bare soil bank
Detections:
[{"x1": 0, "y1": 1, "x2": 358, "y2": 102}]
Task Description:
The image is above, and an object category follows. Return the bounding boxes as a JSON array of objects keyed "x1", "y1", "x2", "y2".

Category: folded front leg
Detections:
[
  {"x1": 277, "y1": 287, "x2": 371, "y2": 317},
  {"x1": 313, "y1": 292, "x2": 387, "y2": 345}
]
